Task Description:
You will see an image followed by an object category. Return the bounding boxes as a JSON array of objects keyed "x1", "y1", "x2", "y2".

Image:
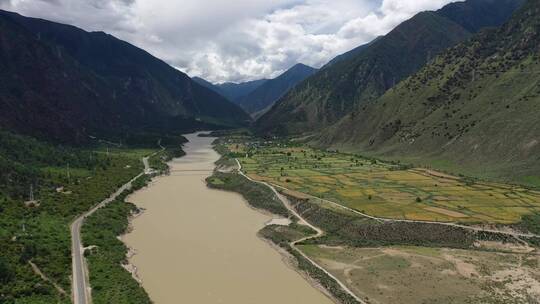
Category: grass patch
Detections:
[
  {"x1": 299, "y1": 245, "x2": 540, "y2": 304},
  {"x1": 206, "y1": 172, "x2": 290, "y2": 218}
]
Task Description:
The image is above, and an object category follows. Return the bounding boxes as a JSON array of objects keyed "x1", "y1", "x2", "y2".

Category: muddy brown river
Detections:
[{"x1": 122, "y1": 133, "x2": 333, "y2": 304}]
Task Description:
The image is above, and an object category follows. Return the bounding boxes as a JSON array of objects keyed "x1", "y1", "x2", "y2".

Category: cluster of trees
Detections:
[
  {"x1": 521, "y1": 213, "x2": 540, "y2": 234},
  {"x1": 122, "y1": 132, "x2": 187, "y2": 148},
  {"x1": 290, "y1": 197, "x2": 478, "y2": 248},
  {"x1": 0, "y1": 130, "x2": 111, "y2": 200},
  {"x1": 207, "y1": 172, "x2": 290, "y2": 218}
]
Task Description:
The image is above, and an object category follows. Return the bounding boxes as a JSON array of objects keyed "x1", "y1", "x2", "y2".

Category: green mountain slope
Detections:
[
  {"x1": 192, "y1": 76, "x2": 227, "y2": 97},
  {"x1": 320, "y1": 0, "x2": 540, "y2": 185},
  {"x1": 321, "y1": 36, "x2": 381, "y2": 69},
  {"x1": 0, "y1": 10, "x2": 250, "y2": 142},
  {"x1": 238, "y1": 63, "x2": 317, "y2": 116},
  {"x1": 256, "y1": 0, "x2": 524, "y2": 136},
  {"x1": 437, "y1": 0, "x2": 525, "y2": 32}
]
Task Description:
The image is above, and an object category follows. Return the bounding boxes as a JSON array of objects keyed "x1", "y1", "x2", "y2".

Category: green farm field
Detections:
[{"x1": 231, "y1": 142, "x2": 540, "y2": 224}]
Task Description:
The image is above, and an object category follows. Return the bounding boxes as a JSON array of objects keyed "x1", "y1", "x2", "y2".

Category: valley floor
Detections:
[
  {"x1": 3, "y1": 130, "x2": 539, "y2": 304},
  {"x1": 211, "y1": 133, "x2": 540, "y2": 304}
]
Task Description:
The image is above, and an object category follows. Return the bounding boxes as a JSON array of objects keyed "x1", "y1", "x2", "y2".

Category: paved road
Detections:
[{"x1": 71, "y1": 152, "x2": 158, "y2": 304}]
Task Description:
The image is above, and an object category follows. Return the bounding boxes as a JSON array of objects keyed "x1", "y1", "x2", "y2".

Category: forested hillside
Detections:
[
  {"x1": 0, "y1": 10, "x2": 249, "y2": 143},
  {"x1": 256, "y1": 0, "x2": 524, "y2": 136},
  {"x1": 238, "y1": 63, "x2": 317, "y2": 116}
]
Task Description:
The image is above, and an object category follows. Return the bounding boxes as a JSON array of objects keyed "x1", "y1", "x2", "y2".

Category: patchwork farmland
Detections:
[{"x1": 231, "y1": 141, "x2": 540, "y2": 224}]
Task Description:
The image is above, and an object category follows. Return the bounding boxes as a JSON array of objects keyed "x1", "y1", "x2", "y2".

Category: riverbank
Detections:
[
  {"x1": 206, "y1": 172, "x2": 346, "y2": 303},
  {"x1": 206, "y1": 169, "x2": 361, "y2": 304},
  {"x1": 81, "y1": 189, "x2": 152, "y2": 303},
  {"x1": 80, "y1": 147, "x2": 181, "y2": 304}
]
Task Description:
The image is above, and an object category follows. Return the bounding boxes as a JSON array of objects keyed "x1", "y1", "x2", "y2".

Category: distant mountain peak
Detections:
[
  {"x1": 193, "y1": 77, "x2": 268, "y2": 104},
  {"x1": 290, "y1": 63, "x2": 312, "y2": 69},
  {"x1": 237, "y1": 63, "x2": 317, "y2": 116}
]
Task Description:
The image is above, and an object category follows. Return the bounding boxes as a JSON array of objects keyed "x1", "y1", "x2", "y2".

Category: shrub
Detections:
[{"x1": 0, "y1": 257, "x2": 14, "y2": 283}]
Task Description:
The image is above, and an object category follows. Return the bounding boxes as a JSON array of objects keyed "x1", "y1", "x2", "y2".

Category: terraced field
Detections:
[{"x1": 232, "y1": 142, "x2": 540, "y2": 224}]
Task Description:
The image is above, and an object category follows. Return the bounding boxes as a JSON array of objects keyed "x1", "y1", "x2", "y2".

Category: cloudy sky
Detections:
[{"x1": 0, "y1": 0, "x2": 457, "y2": 83}]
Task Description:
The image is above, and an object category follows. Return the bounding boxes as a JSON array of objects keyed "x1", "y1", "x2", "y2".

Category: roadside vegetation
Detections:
[
  {"x1": 0, "y1": 130, "x2": 184, "y2": 303},
  {"x1": 81, "y1": 136, "x2": 186, "y2": 304},
  {"x1": 148, "y1": 142, "x2": 186, "y2": 173},
  {"x1": 290, "y1": 197, "x2": 477, "y2": 248},
  {"x1": 82, "y1": 177, "x2": 152, "y2": 304},
  {"x1": 520, "y1": 213, "x2": 540, "y2": 235},
  {"x1": 518, "y1": 213, "x2": 540, "y2": 246}
]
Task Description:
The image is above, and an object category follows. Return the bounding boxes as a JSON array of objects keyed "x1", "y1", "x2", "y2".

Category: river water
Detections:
[{"x1": 122, "y1": 133, "x2": 333, "y2": 304}]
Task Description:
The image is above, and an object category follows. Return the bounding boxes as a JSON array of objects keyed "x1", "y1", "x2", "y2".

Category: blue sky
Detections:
[{"x1": 1, "y1": 0, "x2": 457, "y2": 82}]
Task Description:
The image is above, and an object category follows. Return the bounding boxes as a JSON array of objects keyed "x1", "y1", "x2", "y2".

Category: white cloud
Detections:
[{"x1": 0, "y1": 0, "x2": 456, "y2": 83}]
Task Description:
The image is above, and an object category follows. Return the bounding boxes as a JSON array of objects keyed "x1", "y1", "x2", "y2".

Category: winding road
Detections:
[
  {"x1": 71, "y1": 149, "x2": 162, "y2": 304},
  {"x1": 234, "y1": 158, "x2": 540, "y2": 304},
  {"x1": 235, "y1": 159, "x2": 367, "y2": 304}
]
